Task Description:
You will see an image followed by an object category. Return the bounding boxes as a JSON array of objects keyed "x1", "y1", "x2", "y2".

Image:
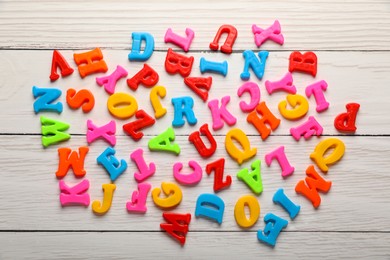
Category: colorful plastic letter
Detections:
[
  {"x1": 50, "y1": 50, "x2": 74, "y2": 81},
  {"x1": 252, "y1": 20, "x2": 284, "y2": 47},
  {"x1": 161, "y1": 212, "x2": 191, "y2": 245},
  {"x1": 73, "y1": 48, "x2": 108, "y2": 78},
  {"x1": 56, "y1": 147, "x2": 89, "y2": 178},
  {"x1": 148, "y1": 127, "x2": 180, "y2": 155},
  {"x1": 257, "y1": 213, "x2": 288, "y2": 247},
  {"x1": 265, "y1": 72, "x2": 296, "y2": 95},
  {"x1": 234, "y1": 195, "x2": 260, "y2": 228},
  {"x1": 265, "y1": 146, "x2": 294, "y2": 178},
  {"x1": 128, "y1": 32, "x2": 155, "y2": 61},
  {"x1": 126, "y1": 182, "x2": 151, "y2": 213},
  {"x1": 310, "y1": 138, "x2": 346, "y2": 173},
  {"x1": 87, "y1": 120, "x2": 116, "y2": 146},
  {"x1": 290, "y1": 116, "x2": 323, "y2": 141},
  {"x1": 184, "y1": 77, "x2": 212, "y2": 102},
  {"x1": 225, "y1": 128, "x2": 257, "y2": 165},
  {"x1": 188, "y1": 123, "x2": 217, "y2": 158},
  {"x1": 32, "y1": 86, "x2": 62, "y2": 114},
  {"x1": 165, "y1": 48, "x2": 194, "y2": 77},
  {"x1": 247, "y1": 102, "x2": 280, "y2": 140},
  {"x1": 127, "y1": 64, "x2": 159, "y2": 91},
  {"x1": 289, "y1": 51, "x2": 317, "y2": 77},
  {"x1": 123, "y1": 110, "x2": 156, "y2": 141},
  {"x1": 273, "y1": 189, "x2": 300, "y2": 220},
  {"x1": 173, "y1": 160, "x2": 202, "y2": 185},
  {"x1": 150, "y1": 86, "x2": 167, "y2": 119},
  {"x1": 40, "y1": 116, "x2": 70, "y2": 147},
  {"x1": 107, "y1": 92, "x2": 138, "y2": 119},
  {"x1": 130, "y1": 148, "x2": 156, "y2": 182},
  {"x1": 209, "y1": 24, "x2": 237, "y2": 54},
  {"x1": 164, "y1": 28, "x2": 195, "y2": 52},
  {"x1": 96, "y1": 65, "x2": 128, "y2": 95},
  {"x1": 97, "y1": 147, "x2": 127, "y2": 182},
  {"x1": 305, "y1": 80, "x2": 329, "y2": 112},
  {"x1": 171, "y1": 96, "x2": 197, "y2": 127},
  {"x1": 334, "y1": 103, "x2": 360, "y2": 132},
  {"x1": 152, "y1": 182, "x2": 183, "y2": 209},
  {"x1": 66, "y1": 88, "x2": 95, "y2": 113},
  {"x1": 92, "y1": 183, "x2": 116, "y2": 215},
  {"x1": 199, "y1": 57, "x2": 228, "y2": 76},
  {"x1": 295, "y1": 165, "x2": 332, "y2": 208},
  {"x1": 208, "y1": 96, "x2": 237, "y2": 130},
  {"x1": 59, "y1": 179, "x2": 90, "y2": 207},
  {"x1": 237, "y1": 82, "x2": 261, "y2": 112},
  {"x1": 237, "y1": 159, "x2": 263, "y2": 195},
  {"x1": 278, "y1": 94, "x2": 309, "y2": 120},
  {"x1": 240, "y1": 50, "x2": 268, "y2": 81},
  {"x1": 206, "y1": 158, "x2": 232, "y2": 192},
  {"x1": 195, "y1": 193, "x2": 225, "y2": 224}
]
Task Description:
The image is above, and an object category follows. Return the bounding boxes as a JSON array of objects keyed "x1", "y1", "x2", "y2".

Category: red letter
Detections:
[
  {"x1": 209, "y1": 25, "x2": 238, "y2": 54},
  {"x1": 160, "y1": 212, "x2": 191, "y2": 245},
  {"x1": 127, "y1": 64, "x2": 159, "y2": 91},
  {"x1": 334, "y1": 103, "x2": 360, "y2": 133},
  {"x1": 184, "y1": 77, "x2": 212, "y2": 102},
  {"x1": 206, "y1": 158, "x2": 232, "y2": 192},
  {"x1": 188, "y1": 123, "x2": 217, "y2": 158},
  {"x1": 50, "y1": 50, "x2": 74, "y2": 81},
  {"x1": 289, "y1": 51, "x2": 317, "y2": 77},
  {"x1": 123, "y1": 110, "x2": 156, "y2": 141},
  {"x1": 165, "y1": 48, "x2": 194, "y2": 77}
]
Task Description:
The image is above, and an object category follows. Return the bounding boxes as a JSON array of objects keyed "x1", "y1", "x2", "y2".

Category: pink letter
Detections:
[
  {"x1": 173, "y1": 160, "x2": 202, "y2": 185},
  {"x1": 126, "y1": 183, "x2": 151, "y2": 213},
  {"x1": 59, "y1": 179, "x2": 90, "y2": 206},
  {"x1": 237, "y1": 82, "x2": 260, "y2": 112},
  {"x1": 290, "y1": 116, "x2": 323, "y2": 141},
  {"x1": 265, "y1": 72, "x2": 296, "y2": 95},
  {"x1": 164, "y1": 28, "x2": 195, "y2": 52},
  {"x1": 305, "y1": 80, "x2": 329, "y2": 113},
  {"x1": 96, "y1": 65, "x2": 128, "y2": 95},
  {"x1": 130, "y1": 148, "x2": 156, "y2": 182},
  {"x1": 265, "y1": 146, "x2": 294, "y2": 178},
  {"x1": 252, "y1": 20, "x2": 284, "y2": 48},
  {"x1": 87, "y1": 120, "x2": 116, "y2": 146},
  {"x1": 208, "y1": 96, "x2": 237, "y2": 130}
]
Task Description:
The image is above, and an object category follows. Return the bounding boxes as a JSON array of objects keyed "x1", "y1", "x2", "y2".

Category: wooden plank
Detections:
[
  {"x1": 0, "y1": 231, "x2": 388, "y2": 259},
  {"x1": 0, "y1": 0, "x2": 390, "y2": 51},
  {"x1": 0, "y1": 50, "x2": 388, "y2": 135},
  {"x1": 0, "y1": 135, "x2": 388, "y2": 231}
]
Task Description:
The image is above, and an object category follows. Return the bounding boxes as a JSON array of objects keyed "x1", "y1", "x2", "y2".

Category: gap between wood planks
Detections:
[{"x1": 0, "y1": 230, "x2": 388, "y2": 233}]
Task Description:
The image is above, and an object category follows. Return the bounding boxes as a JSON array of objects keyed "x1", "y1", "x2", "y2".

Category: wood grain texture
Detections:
[
  {"x1": 1, "y1": 0, "x2": 390, "y2": 50},
  {"x1": 1, "y1": 0, "x2": 389, "y2": 259},
  {"x1": 1, "y1": 50, "x2": 389, "y2": 135}
]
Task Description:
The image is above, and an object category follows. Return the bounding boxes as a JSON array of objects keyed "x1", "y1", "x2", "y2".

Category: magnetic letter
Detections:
[
  {"x1": 188, "y1": 123, "x2": 217, "y2": 158},
  {"x1": 165, "y1": 48, "x2": 194, "y2": 77},
  {"x1": 164, "y1": 28, "x2": 195, "y2": 52},
  {"x1": 97, "y1": 147, "x2": 127, "y2": 182},
  {"x1": 234, "y1": 195, "x2": 260, "y2": 228},
  {"x1": 152, "y1": 182, "x2": 183, "y2": 209},
  {"x1": 290, "y1": 116, "x2": 323, "y2": 141},
  {"x1": 32, "y1": 86, "x2": 62, "y2": 114},
  {"x1": 278, "y1": 94, "x2": 308, "y2": 121},
  {"x1": 310, "y1": 138, "x2": 346, "y2": 173},
  {"x1": 334, "y1": 103, "x2": 360, "y2": 133},
  {"x1": 40, "y1": 116, "x2": 70, "y2": 147},
  {"x1": 96, "y1": 65, "x2": 128, "y2": 95},
  {"x1": 59, "y1": 179, "x2": 90, "y2": 207},
  {"x1": 206, "y1": 158, "x2": 232, "y2": 192},
  {"x1": 56, "y1": 147, "x2": 89, "y2": 178},
  {"x1": 273, "y1": 188, "x2": 300, "y2": 220},
  {"x1": 73, "y1": 48, "x2": 108, "y2": 78},
  {"x1": 305, "y1": 80, "x2": 329, "y2": 113},
  {"x1": 265, "y1": 146, "x2": 294, "y2": 178},
  {"x1": 92, "y1": 183, "x2": 116, "y2": 215},
  {"x1": 171, "y1": 96, "x2": 197, "y2": 127},
  {"x1": 173, "y1": 160, "x2": 202, "y2": 186},
  {"x1": 209, "y1": 24, "x2": 237, "y2": 54},
  {"x1": 123, "y1": 110, "x2": 156, "y2": 141},
  {"x1": 240, "y1": 50, "x2": 268, "y2": 81},
  {"x1": 128, "y1": 32, "x2": 154, "y2": 61},
  {"x1": 199, "y1": 57, "x2": 228, "y2": 76},
  {"x1": 50, "y1": 50, "x2": 74, "y2": 81},
  {"x1": 225, "y1": 128, "x2": 257, "y2": 165},
  {"x1": 247, "y1": 102, "x2": 280, "y2": 140},
  {"x1": 208, "y1": 96, "x2": 237, "y2": 130},
  {"x1": 130, "y1": 148, "x2": 156, "y2": 182},
  {"x1": 126, "y1": 182, "x2": 151, "y2": 213},
  {"x1": 195, "y1": 193, "x2": 225, "y2": 224},
  {"x1": 265, "y1": 72, "x2": 296, "y2": 95},
  {"x1": 66, "y1": 88, "x2": 95, "y2": 113},
  {"x1": 237, "y1": 82, "x2": 261, "y2": 112},
  {"x1": 87, "y1": 120, "x2": 116, "y2": 146},
  {"x1": 295, "y1": 165, "x2": 332, "y2": 208},
  {"x1": 237, "y1": 159, "x2": 263, "y2": 195},
  {"x1": 289, "y1": 51, "x2": 317, "y2": 77},
  {"x1": 148, "y1": 127, "x2": 181, "y2": 155},
  {"x1": 127, "y1": 64, "x2": 159, "y2": 91},
  {"x1": 107, "y1": 92, "x2": 138, "y2": 119},
  {"x1": 252, "y1": 20, "x2": 284, "y2": 48},
  {"x1": 184, "y1": 77, "x2": 212, "y2": 102},
  {"x1": 150, "y1": 86, "x2": 167, "y2": 118},
  {"x1": 257, "y1": 213, "x2": 288, "y2": 247},
  {"x1": 160, "y1": 212, "x2": 191, "y2": 245}
]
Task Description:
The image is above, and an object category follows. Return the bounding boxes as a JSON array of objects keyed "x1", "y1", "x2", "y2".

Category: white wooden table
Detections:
[{"x1": 0, "y1": 0, "x2": 389, "y2": 259}]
